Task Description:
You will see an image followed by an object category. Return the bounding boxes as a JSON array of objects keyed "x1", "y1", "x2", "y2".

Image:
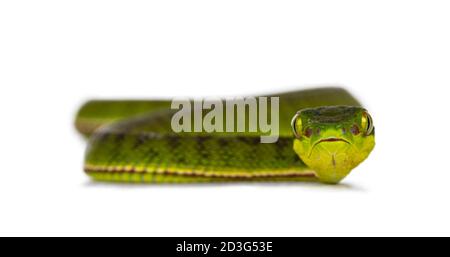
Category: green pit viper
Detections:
[{"x1": 76, "y1": 87, "x2": 375, "y2": 184}]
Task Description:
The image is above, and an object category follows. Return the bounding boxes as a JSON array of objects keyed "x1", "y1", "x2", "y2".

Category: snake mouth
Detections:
[
  {"x1": 308, "y1": 137, "x2": 351, "y2": 158},
  {"x1": 312, "y1": 137, "x2": 351, "y2": 149}
]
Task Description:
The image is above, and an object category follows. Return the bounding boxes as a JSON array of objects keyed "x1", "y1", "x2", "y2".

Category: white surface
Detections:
[{"x1": 0, "y1": 1, "x2": 449, "y2": 236}]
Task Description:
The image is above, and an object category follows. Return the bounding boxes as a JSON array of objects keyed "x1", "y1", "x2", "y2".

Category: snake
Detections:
[{"x1": 75, "y1": 87, "x2": 375, "y2": 184}]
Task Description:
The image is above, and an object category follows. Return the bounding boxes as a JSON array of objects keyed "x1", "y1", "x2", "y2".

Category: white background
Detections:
[{"x1": 1, "y1": 1, "x2": 449, "y2": 236}]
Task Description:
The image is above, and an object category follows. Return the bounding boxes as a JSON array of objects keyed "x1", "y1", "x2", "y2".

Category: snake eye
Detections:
[
  {"x1": 291, "y1": 112, "x2": 302, "y2": 139},
  {"x1": 361, "y1": 111, "x2": 374, "y2": 136}
]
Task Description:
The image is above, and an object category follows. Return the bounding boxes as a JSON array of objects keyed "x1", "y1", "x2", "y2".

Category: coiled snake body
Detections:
[{"x1": 76, "y1": 88, "x2": 375, "y2": 184}]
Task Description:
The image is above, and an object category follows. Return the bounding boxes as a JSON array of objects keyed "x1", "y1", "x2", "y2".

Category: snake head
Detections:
[{"x1": 291, "y1": 106, "x2": 375, "y2": 184}]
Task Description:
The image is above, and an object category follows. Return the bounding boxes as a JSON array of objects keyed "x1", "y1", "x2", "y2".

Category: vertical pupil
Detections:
[{"x1": 366, "y1": 114, "x2": 372, "y2": 134}]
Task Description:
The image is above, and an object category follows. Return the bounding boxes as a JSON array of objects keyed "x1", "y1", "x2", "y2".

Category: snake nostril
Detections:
[
  {"x1": 351, "y1": 124, "x2": 360, "y2": 135},
  {"x1": 342, "y1": 128, "x2": 347, "y2": 135},
  {"x1": 316, "y1": 128, "x2": 321, "y2": 135},
  {"x1": 304, "y1": 128, "x2": 313, "y2": 138}
]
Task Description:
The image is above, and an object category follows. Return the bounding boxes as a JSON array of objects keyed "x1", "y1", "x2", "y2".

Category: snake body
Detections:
[{"x1": 76, "y1": 88, "x2": 374, "y2": 184}]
